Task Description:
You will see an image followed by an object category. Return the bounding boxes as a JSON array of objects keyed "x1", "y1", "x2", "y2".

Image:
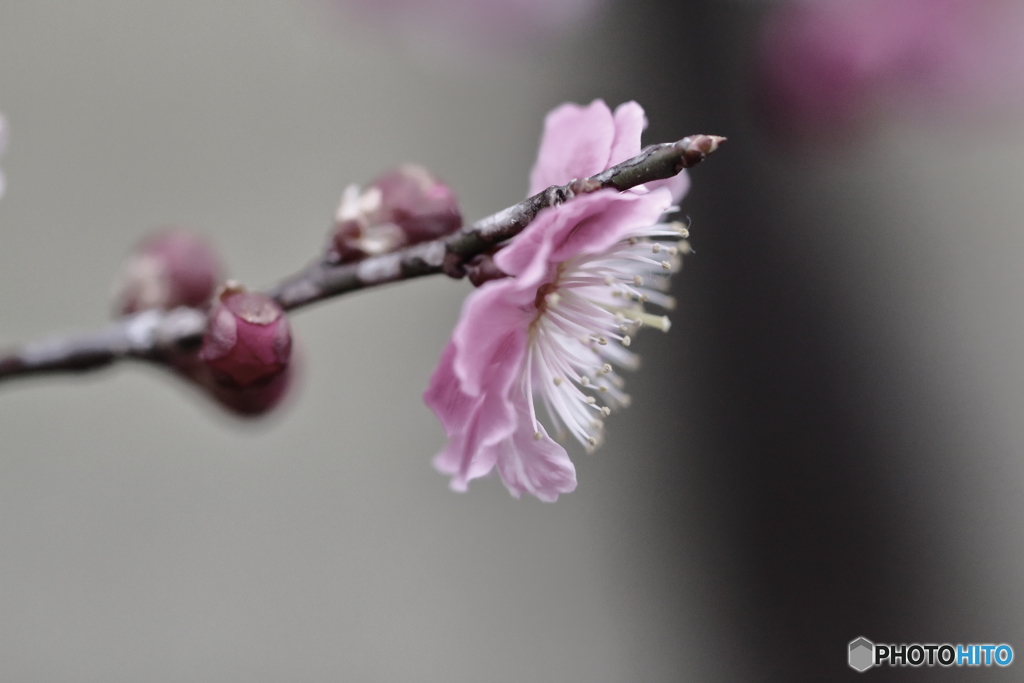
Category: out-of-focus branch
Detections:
[
  {"x1": 0, "y1": 135, "x2": 724, "y2": 383},
  {"x1": 0, "y1": 308, "x2": 207, "y2": 381}
]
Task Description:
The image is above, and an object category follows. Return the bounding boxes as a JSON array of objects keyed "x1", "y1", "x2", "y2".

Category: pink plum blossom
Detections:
[
  {"x1": 424, "y1": 100, "x2": 690, "y2": 501},
  {"x1": 114, "y1": 229, "x2": 223, "y2": 315},
  {"x1": 757, "y1": 0, "x2": 1024, "y2": 134}
]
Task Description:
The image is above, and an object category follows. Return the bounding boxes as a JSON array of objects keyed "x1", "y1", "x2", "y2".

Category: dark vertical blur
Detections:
[{"x1": 582, "y1": 0, "x2": 1024, "y2": 680}]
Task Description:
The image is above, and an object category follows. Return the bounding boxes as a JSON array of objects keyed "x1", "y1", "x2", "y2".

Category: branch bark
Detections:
[
  {"x1": 268, "y1": 135, "x2": 724, "y2": 311},
  {"x1": 0, "y1": 134, "x2": 724, "y2": 383}
]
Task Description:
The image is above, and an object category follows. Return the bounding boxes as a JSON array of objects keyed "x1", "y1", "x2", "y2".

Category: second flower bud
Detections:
[{"x1": 330, "y1": 164, "x2": 462, "y2": 263}]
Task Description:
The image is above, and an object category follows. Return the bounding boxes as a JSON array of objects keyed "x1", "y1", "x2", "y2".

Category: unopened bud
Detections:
[
  {"x1": 199, "y1": 287, "x2": 291, "y2": 389},
  {"x1": 205, "y1": 364, "x2": 294, "y2": 416},
  {"x1": 330, "y1": 164, "x2": 461, "y2": 262},
  {"x1": 115, "y1": 229, "x2": 222, "y2": 314}
]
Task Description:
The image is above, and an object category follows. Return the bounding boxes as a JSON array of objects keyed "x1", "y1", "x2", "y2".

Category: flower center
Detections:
[{"x1": 533, "y1": 281, "x2": 559, "y2": 313}]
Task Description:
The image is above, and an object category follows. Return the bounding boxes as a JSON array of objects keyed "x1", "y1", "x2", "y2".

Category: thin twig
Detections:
[
  {"x1": 0, "y1": 135, "x2": 724, "y2": 383},
  {"x1": 0, "y1": 308, "x2": 207, "y2": 381},
  {"x1": 268, "y1": 135, "x2": 724, "y2": 311}
]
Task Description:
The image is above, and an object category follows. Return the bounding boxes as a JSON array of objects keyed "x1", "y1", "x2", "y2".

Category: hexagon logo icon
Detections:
[{"x1": 849, "y1": 637, "x2": 875, "y2": 672}]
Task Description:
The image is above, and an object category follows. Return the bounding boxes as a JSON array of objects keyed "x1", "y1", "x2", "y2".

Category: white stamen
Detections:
[
  {"x1": 634, "y1": 312, "x2": 672, "y2": 331},
  {"x1": 519, "y1": 214, "x2": 685, "y2": 454}
]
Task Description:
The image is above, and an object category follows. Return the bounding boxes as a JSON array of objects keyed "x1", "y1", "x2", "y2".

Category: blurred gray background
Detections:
[{"x1": 1, "y1": 1, "x2": 1023, "y2": 681}]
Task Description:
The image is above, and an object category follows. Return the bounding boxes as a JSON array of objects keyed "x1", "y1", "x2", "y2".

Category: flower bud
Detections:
[
  {"x1": 198, "y1": 285, "x2": 291, "y2": 390},
  {"x1": 115, "y1": 229, "x2": 223, "y2": 315},
  {"x1": 331, "y1": 164, "x2": 462, "y2": 262},
  {"x1": 205, "y1": 364, "x2": 294, "y2": 417}
]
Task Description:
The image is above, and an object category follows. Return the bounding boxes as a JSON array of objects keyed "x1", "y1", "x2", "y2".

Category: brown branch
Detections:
[
  {"x1": 0, "y1": 308, "x2": 207, "y2": 381},
  {"x1": 0, "y1": 134, "x2": 724, "y2": 383},
  {"x1": 267, "y1": 134, "x2": 724, "y2": 311}
]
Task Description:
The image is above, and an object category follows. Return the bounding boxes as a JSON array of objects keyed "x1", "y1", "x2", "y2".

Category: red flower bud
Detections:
[
  {"x1": 199, "y1": 287, "x2": 291, "y2": 389},
  {"x1": 205, "y1": 364, "x2": 295, "y2": 416},
  {"x1": 115, "y1": 229, "x2": 223, "y2": 314},
  {"x1": 331, "y1": 164, "x2": 462, "y2": 262}
]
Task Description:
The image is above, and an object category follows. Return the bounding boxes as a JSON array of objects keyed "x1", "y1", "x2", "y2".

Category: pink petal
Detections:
[
  {"x1": 547, "y1": 189, "x2": 671, "y2": 264},
  {"x1": 423, "y1": 343, "x2": 477, "y2": 433},
  {"x1": 641, "y1": 171, "x2": 691, "y2": 203},
  {"x1": 497, "y1": 189, "x2": 672, "y2": 282},
  {"x1": 432, "y1": 418, "x2": 502, "y2": 492},
  {"x1": 425, "y1": 338, "x2": 523, "y2": 492},
  {"x1": 528, "y1": 100, "x2": 615, "y2": 196},
  {"x1": 491, "y1": 195, "x2": 593, "y2": 281},
  {"x1": 450, "y1": 278, "x2": 533, "y2": 397},
  {"x1": 608, "y1": 101, "x2": 647, "y2": 168},
  {"x1": 495, "y1": 394, "x2": 577, "y2": 502}
]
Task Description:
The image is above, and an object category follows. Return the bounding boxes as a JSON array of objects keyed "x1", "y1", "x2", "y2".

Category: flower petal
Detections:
[
  {"x1": 609, "y1": 101, "x2": 647, "y2": 168},
  {"x1": 642, "y1": 171, "x2": 691, "y2": 203},
  {"x1": 497, "y1": 189, "x2": 672, "y2": 282},
  {"x1": 547, "y1": 189, "x2": 671, "y2": 263},
  {"x1": 528, "y1": 99, "x2": 615, "y2": 196},
  {"x1": 450, "y1": 278, "x2": 533, "y2": 397},
  {"x1": 495, "y1": 393, "x2": 577, "y2": 502},
  {"x1": 426, "y1": 343, "x2": 517, "y2": 491},
  {"x1": 423, "y1": 342, "x2": 476, "y2": 433}
]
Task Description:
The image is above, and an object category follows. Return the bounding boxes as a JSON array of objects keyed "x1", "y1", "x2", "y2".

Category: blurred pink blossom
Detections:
[
  {"x1": 757, "y1": 0, "x2": 1024, "y2": 133},
  {"x1": 331, "y1": 164, "x2": 461, "y2": 263},
  {"x1": 326, "y1": 0, "x2": 604, "y2": 48},
  {"x1": 424, "y1": 100, "x2": 689, "y2": 501},
  {"x1": 114, "y1": 229, "x2": 223, "y2": 315}
]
